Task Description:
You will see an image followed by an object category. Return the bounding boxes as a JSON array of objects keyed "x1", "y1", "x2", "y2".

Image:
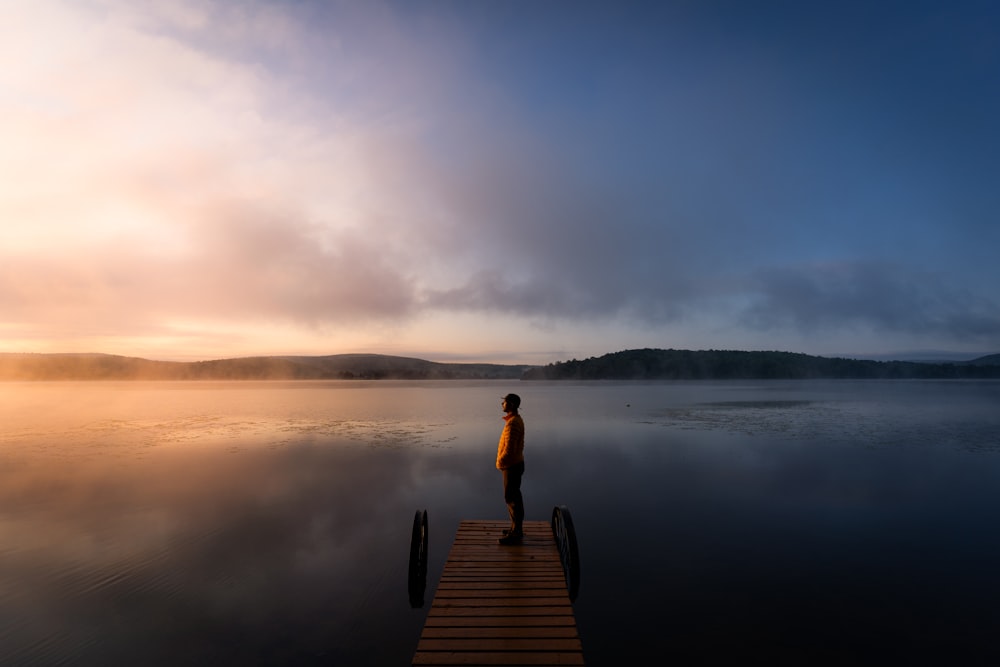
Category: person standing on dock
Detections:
[{"x1": 496, "y1": 393, "x2": 525, "y2": 545}]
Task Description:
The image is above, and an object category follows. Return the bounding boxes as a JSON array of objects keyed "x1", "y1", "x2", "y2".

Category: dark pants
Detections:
[{"x1": 502, "y1": 461, "x2": 525, "y2": 533}]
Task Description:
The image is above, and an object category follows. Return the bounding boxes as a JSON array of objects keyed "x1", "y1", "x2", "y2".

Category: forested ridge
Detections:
[
  {"x1": 3, "y1": 349, "x2": 998, "y2": 381},
  {"x1": 0, "y1": 353, "x2": 529, "y2": 381},
  {"x1": 522, "y1": 348, "x2": 1000, "y2": 380}
]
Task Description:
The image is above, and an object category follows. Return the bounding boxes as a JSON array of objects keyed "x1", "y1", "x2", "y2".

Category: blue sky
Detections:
[{"x1": 2, "y1": 0, "x2": 998, "y2": 362}]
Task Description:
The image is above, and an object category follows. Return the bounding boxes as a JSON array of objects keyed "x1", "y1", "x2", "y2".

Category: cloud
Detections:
[
  {"x1": 0, "y1": 209, "x2": 417, "y2": 332},
  {"x1": 742, "y1": 261, "x2": 1000, "y2": 342},
  {"x1": 5, "y1": 0, "x2": 698, "y2": 336},
  {"x1": 181, "y1": 208, "x2": 418, "y2": 323},
  {"x1": 0, "y1": 1, "x2": 450, "y2": 333},
  {"x1": 2, "y1": 1, "x2": 998, "y2": 358}
]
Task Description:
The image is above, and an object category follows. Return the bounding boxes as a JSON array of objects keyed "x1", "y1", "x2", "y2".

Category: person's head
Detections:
[{"x1": 501, "y1": 393, "x2": 521, "y2": 414}]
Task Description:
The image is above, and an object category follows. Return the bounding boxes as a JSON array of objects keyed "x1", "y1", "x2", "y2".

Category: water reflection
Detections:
[
  {"x1": 1, "y1": 438, "x2": 431, "y2": 665},
  {"x1": 552, "y1": 425, "x2": 1000, "y2": 665},
  {"x1": 1, "y1": 380, "x2": 999, "y2": 665}
]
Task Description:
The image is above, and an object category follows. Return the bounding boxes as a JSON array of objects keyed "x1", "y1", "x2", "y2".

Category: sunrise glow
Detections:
[{"x1": 3, "y1": 1, "x2": 998, "y2": 363}]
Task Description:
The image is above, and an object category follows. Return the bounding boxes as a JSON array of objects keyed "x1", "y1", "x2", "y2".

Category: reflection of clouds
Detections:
[
  {"x1": 0, "y1": 414, "x2": 456, "y2": 458},
  {"x1": 0, "y1": 440, "x2": 431, "y2": 665},
  {"x1": 528, "y1": 410, "x2": 1000, "y2": 665},
  {"x1": 0, "y1": 382, "x2": 505, "y2": 463},
  {"x1": 653, "y1": 396, "x2": 1000, "y2": 453},
  {"x1": 3, "y1": 381, "x2": 1000, "y2": 665}
]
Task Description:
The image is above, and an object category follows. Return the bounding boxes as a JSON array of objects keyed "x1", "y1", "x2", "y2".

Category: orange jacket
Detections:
[{"x1": 495, "y1": 413, "x2": 525, "y2": 470}]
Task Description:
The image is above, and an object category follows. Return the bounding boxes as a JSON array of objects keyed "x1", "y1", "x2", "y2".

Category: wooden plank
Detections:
[
  {"x1": 436, "y1": 580, "x2": 566, "y2": 588},
  {"x1": 434, "y1": 588, "x2": 568, "y2": 596},
  {"x1": 427, "y1": 607, "x2": 575, "y2": 618},
  {"x1": 413, "y1": 520, "x2": 583, "y2": 666},
  {"x1": 413, "y1": 653, "x2": 584, "y2": 665},
  {"x1": 432, "y1": 599, "x2": 572, "y2": 608},
  {"x1": 417, "y1": 639, "x2": 583, "y2": 652},
  {"x1": 423, "y1": 616, "x2": 577, "y2": 628},
  {"x1": 420, "y1": 627, "x2": 580, "y2": 639}
]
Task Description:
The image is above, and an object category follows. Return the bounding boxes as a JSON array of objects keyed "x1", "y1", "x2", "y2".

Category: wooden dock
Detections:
[{"x1": 412, "y1": 519, "x2": 584, "y2": 666}]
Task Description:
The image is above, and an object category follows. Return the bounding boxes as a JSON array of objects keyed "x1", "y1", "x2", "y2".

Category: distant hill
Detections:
[
  {"x1": 0, "y1": 353, "x2": 531, "y2": 381},
  {"x1": 5, "y1": 349, "x2": 999, "y2": 382},
  {"x1": 964, "y1": 353, "x2": 1000, "y2": 366},
  {"x1": 522, "y1": 348, "x2": 1000, "y2": 380}
]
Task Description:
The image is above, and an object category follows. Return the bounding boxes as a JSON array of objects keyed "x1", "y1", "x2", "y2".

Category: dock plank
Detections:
[{"x1": 412, "y1": 520, "x2": 584, "y2": 666}]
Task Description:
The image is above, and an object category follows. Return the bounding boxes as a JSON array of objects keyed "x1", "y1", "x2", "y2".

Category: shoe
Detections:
[{"x1": 497, "y1": 531, "x2": 523, "y2": 545}]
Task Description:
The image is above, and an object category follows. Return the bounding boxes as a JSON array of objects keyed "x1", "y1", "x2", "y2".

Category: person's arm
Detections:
[{"x1": 496, "y1": 422, "x2": 510, "y2": 469}]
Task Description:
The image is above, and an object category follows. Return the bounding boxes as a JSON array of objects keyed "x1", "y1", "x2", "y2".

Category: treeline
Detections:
[
  {"x1": 0, "y1": 353, "x2": 531, "y2": 381},
  {"x1": 521, "y1": 348, "x2": 1000, "y2": 380},
  {"x1": 6, "y1": 350, "x2": 998, "y2": 382}
]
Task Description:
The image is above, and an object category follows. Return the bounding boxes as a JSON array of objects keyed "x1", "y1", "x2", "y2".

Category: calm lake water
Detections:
[{"x1": 2, "y1": 379, "x2": 999, "y2": 665}]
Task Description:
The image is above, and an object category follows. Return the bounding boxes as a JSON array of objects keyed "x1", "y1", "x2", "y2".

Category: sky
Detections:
[{"x1": 2, "y1": 0, "x2": 999, "y2": 364}]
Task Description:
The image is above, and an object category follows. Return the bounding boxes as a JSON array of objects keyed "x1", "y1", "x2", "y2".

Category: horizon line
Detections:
[{"x1": 2, "y1": 348, "x2": 995, "y2": 366}]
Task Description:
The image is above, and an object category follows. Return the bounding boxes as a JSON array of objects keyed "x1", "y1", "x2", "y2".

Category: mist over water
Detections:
[{"x1": 2, "y1": 380, "x2": 999, "y2": 665}]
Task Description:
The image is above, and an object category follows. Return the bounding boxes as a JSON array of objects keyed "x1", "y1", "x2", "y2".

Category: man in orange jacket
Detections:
[{"x1": 496, "y1": 393, "x2": 525, "y2": 545}]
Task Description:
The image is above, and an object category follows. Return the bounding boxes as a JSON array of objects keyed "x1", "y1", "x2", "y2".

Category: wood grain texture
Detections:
[{"x1": 412, "y1": 520, "x2": 584, "y2": 667}]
